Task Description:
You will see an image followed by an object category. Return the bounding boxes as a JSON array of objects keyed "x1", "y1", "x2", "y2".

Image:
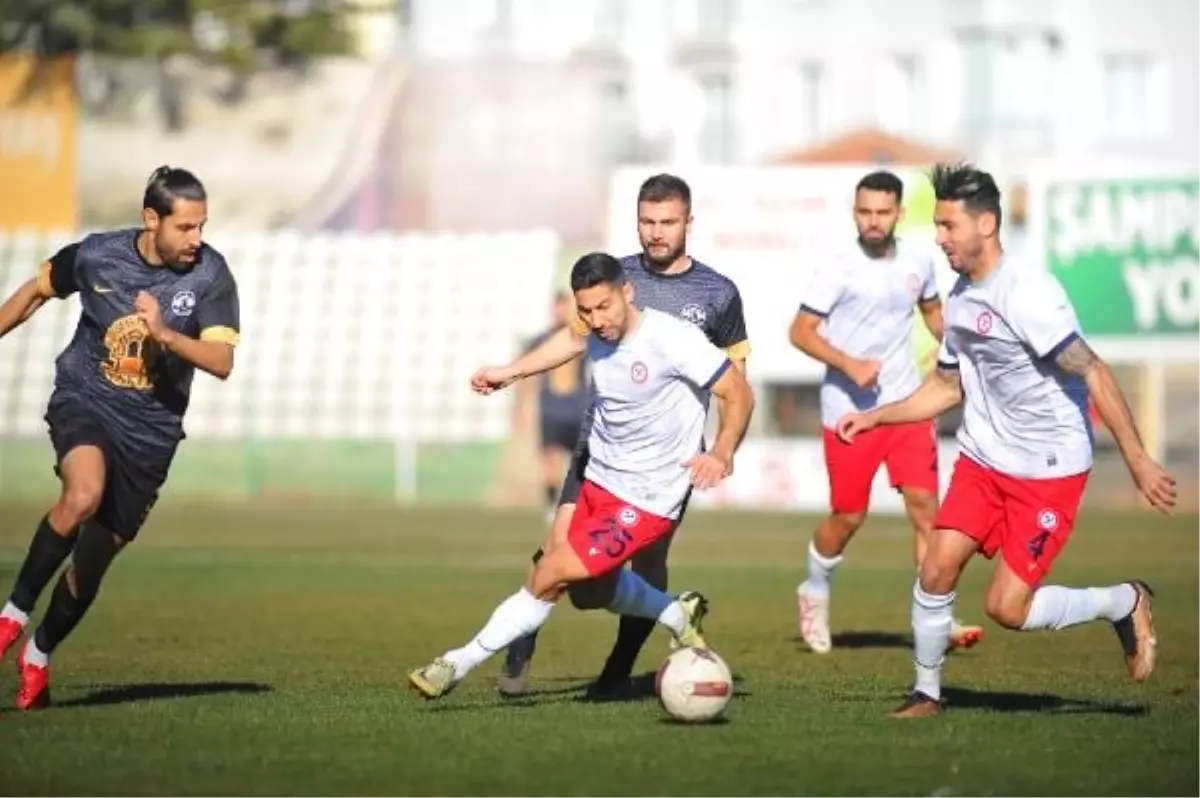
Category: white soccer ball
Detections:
[{"x1": 656, "y1": 646, "x2": 734, "y2": 723}]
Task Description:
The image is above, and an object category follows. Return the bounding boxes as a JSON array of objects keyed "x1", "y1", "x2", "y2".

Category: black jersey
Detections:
[{"x1": 38, "y1": 229, "x2": 240, "y2": 450}]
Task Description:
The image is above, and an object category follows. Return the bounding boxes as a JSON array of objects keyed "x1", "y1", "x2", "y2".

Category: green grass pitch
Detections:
[{"x1": 0, "y1": 501, "x2": 1195, "y2": 796}]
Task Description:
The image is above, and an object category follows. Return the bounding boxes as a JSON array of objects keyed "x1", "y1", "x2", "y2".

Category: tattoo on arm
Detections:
[{"x1": 1054, "y1": 338, "x2": 1099, "y2": 376}]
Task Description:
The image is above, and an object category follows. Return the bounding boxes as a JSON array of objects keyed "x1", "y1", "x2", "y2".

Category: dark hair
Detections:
[
  {"x1": 929, "y1": 162, "x2": 1002, "y2": 228},
  {"x1": 570, "y1": 252, "x2": 626, "y2": 292},
  {"x1": 855, "y1": 170, "x2": 904, "y2": 203},
  {"x1": 637, "y1": 173, "x2": 691, "y2": 212},
  {"x1": 143, "y1": 165, "x2": 207, "y2": 217}
]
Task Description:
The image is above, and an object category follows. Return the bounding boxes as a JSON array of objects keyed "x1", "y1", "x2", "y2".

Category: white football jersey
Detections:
[
  {"x1": 802, "y1": 238, "x2": 941, "y2": 426},
  {"x1": 584, "y1": 307, "x2": 732, "y2": 519},
  {"x1": 939, "y1": 260, "x2": 1094, "y2": 479}
]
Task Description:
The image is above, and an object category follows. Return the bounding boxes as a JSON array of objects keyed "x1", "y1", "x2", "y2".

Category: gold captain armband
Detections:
[
  {"x1": 723, "y1": 340, "x2": 751, "y2": 361},
  {"x1": 200, "y1": 326, "x2": 240, "y2": 347}
]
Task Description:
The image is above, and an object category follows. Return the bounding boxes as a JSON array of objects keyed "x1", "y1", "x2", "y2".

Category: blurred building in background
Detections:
[
  {"x1": 398, "y1": 0, "x2": 1198, "y2": 167},
  {"x1": 332, "y1": 0, "x2": 1197, "y2": 244}
]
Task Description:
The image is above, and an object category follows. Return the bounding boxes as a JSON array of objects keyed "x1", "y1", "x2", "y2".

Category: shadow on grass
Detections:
[
  {"x1": 571, "y1": 671, "x2": 750, "y2": 705},
  {"x1": 657, "y1": 715, "x2": 732, "y2": 726},
  {"x1": 832, "y1": 631, "x2": 912, "y2": 650},
  {"x1": 424, "y1": 671, "x2": 749, "y2": 713},
  {"x1": 791, "y1": 630, "x2": 914, "y2": 651},
  {"x1": 943, "y1": 686, "x2": 1147, "y2": 716},
  {"x1": 58, "y1": 681, "x2": 272, "y2": 708}
]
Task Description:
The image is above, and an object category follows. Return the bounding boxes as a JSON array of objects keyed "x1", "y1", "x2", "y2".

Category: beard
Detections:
[
  {"x1": 642, "y1": 240, "x2": 685, "y2": 270},
  {"x1": 157, "y1": 238, "x2": 197, "y2": 269},
  {"x1": 857, "y1": 231, "x2": 896, "y2": 257}
]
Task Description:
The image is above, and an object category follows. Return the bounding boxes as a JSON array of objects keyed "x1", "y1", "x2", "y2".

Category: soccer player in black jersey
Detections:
[{"x1": 0, "y1": 166, "x2": 240, "y2": 710}]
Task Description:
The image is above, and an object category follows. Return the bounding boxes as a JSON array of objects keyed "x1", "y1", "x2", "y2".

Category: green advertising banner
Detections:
[{"x1": 1045, "y1": 176, "x2": 1198, "y2": 339}]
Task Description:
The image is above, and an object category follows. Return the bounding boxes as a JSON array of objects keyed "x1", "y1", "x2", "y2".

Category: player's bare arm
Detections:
[
  {"x1": 0, "y1": 277, "x2": 50, "y2": 339},
  {"x1": 918, "y1": 297, "x2": 944, "y2": 341},
  {"x1": 510, "y1": 323, "x2": 587, "y2": 379},
  {"x1": 789, "y1": 309, "x2": 879, "y2": 389},
  {"x1": 837, "y1": 365, "x2": 961, "y2": 442},
  {"x1": 711, "y1": 288, "x2": 750, "y2": 443},
  {"x1": 135, "y1": 291, "x2": 235, "y2": 380},
  {"x1": 0, "y1": 241, "x2": 84, "y2": 338},
  {"x1": 686, "y1": 363, "x2": 754, "y2": 490},
  {"x1": 1053, "y1": 336, "x2": 1177, "y2": 513},
  {"x1": 471, "y1": 324, "x2": 586, "y2": 394},
  {"x1": 709, "y1": 355, "x2": 749, "y2": 454},
  {"x1": 1054, "y1": 337, "x2": 1142, "y2": 455}
]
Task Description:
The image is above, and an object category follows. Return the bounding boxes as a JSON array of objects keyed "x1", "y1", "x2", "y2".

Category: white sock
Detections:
[
  {"x1": 1021, "y1": 584, "x2": 1138, "y2": 631},
  {"x1": 608, "y1": 570, "x2": 686, "y2": 635},
  {"x1": 443, "y1": 588, "x2": 554, "y2": 680},
  {"x1": 22, "y1": 638, "x2": 48, "y2": 668},
  {"x1": 800, "y1": 541, "x2": 843, "y2": 599},
  {"x1": 1, "y1": 601, "x2": 29, "y2": 626},
  {"x1": 911, "y1": 582, "x2": 954, "y2": 701}
]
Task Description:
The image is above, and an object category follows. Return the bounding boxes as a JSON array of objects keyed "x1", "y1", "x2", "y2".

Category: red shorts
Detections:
[
  {"x1": 935, "y1": 455, "x2": 1090, "y2": 587},
  {"x1": 822, "y1": 421, "x2": 938, "y2": 514},
  {"x1": 567, "y1": 481, "x2": 676, "y2": 577}
]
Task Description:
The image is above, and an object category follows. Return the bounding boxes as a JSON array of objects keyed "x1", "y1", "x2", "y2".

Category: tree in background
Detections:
[{"x1": 0, "y1": 0, "x2": 393, "y2": 130}]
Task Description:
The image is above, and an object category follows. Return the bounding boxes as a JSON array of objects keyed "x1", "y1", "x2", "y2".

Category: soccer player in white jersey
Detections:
[
  {"x1": 407, "y1": 252, "x2": 755, "y2": 699},
  {"x1": 790, "y1": 170, "x2": 983, "y2": 655},
  {"x1": 837, "y1": 163, "x2": 1176, "y2": 718}
]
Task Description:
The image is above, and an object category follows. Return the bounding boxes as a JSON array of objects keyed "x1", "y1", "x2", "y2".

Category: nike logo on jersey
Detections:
[{"x1": 94, "y1": 286, "x2": 115, "y2": 294}]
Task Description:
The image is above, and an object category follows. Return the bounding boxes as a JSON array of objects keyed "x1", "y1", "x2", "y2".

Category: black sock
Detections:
[
  {"x1": 607, "y1": 616, "x2": 656, "y2": 672},
  {"x1": 30, "y1": 523, "x2": 121, "y2": 656},
  {"x1": 9, "y1": 516, "x2": 77, "y2": 613},
  {"x1": 33, "y1": 572, "x2": 94, "y2": 655},
  {"x1": 544, "y1": 485, "x2": 557, "y2": 507}
]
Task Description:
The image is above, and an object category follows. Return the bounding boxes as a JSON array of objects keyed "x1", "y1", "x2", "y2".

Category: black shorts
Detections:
[
  {"x1": 45, "y1": 393, "x2": 176, "y2": 541},
  {"x1": 539, "y1": 414, "x2": 582, "y2": 453}
]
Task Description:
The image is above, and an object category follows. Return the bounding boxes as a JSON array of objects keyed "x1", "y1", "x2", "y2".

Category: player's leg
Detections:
[
  {"x1": 887, "y1": 421, "x2": 983, "y2": 652},
  {"x1": 585, "y1": 478, "x2": 693, "y2": 698},
  {"x1": 498, "y1": 438, "x2": 588, "y2": 696},
  {"x1": 539, "y1": 444, "x2": 567, "y2": 521},
  {"x1": 538, "y1": 416, "x2": 573, "y2": 522},
  {"x1": 527, "y1": 501, "x2": 702, "y2": 643},
  {"x1": 893, "y1": 526, "x2": 978, "y2": 718},
  {"x1": 16, "y1": 521, "x2": 127, "y2": 710},
  {"x1": 14, "y1": 447, "x2": 165, "y2": 711},
  {"x1": 797, "y1": 428, "x2": 882, "y2": 653},
  {"x1": 411, "y1": 484, "x2": 704, "y2": 699},
  {"x1": 417, "y1": 542, "x2": 702, "y2": 696},
  {"x1": 892, "y1": 456, "x2": 997, "y2": 719},
  {"x1": 982, "y1": 472, "x2": 1155, "y2": 682},
  {"x1": 898, "y1": 487, "x2": 936, "y2": 570},
  {"x1": 538, "y1": 490, "x2": 705, "y2": 647},
  {"x1": 582, "y1": 524, "x2": 677, "y2": 699},
  {"x1": 898, "y1": 485, "x2": 981, "y2": 652},
  {"x1": 1, "y1": 398, "x2": 110, "y2": 661}
]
